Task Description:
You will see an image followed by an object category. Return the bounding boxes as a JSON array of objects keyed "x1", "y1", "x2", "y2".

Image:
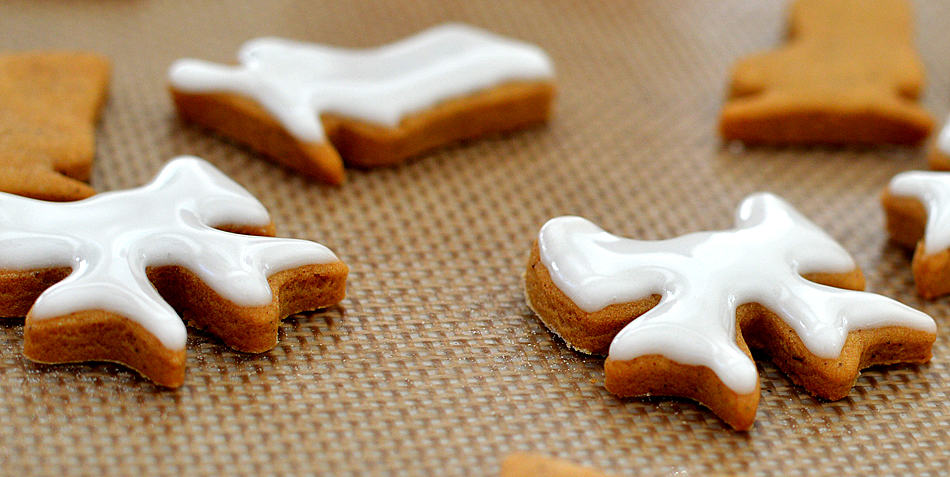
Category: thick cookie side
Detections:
[
  {"x1": 323, "y1": 81, "x2": 555, "y2": 168},
  {"x1": 147, "y1": 261, "x2": 348, "y2": 353},
  {"x1": 8, "y1": 220, "x2": 347, "y2": 387},
  {"x1": 882, "y1": 184, "x2": 950, "y2": 298},
  {"x1": 171, "y1": 80, "x2": 553, "y2": 179},
  {"x1": 170, "y1": 90, "x2": 346, "y2": 185},
  {"x1": 524, "y1": 241, "x2": 659, "y2": 356}
]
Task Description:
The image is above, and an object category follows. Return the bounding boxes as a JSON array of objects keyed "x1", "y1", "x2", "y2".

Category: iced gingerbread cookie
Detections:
[
  {"x1": 881, "y1": 170, "x2": 950, "y2": 299},
  {"x1": 928, "y1": 115, "x2": 950, "y2": 170},
  {"x1": 0, "y1": 156, "x2": 348, "y2": 387},
  {"x1": 720, "y1": 0, "x2": 932, "y2": 144},
  {"x1": 0, "y1": 52, "x2": 110, "y2": 200},
  {"x1": 500, "y1": 453, "x2": 612, "y2": 477},
  {"x1": 524, "y1": 193, "x2": 935, "y2": 430},
  {"x1": 168, "y1": 23, "x2": 555, "y2": 184}
]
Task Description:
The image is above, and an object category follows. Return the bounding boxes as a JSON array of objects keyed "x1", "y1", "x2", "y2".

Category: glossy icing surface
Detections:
[
  {"x1": 537, "y1": 193, "x2": 935, "y2": 394},
  {"x1": 0, "y1": 156, "x2": 339, "y2": 350},
  {"x1": 889, "y1": 170, "x2": 950, "y2": 254},
  {"x1": 168, "y1": 23, "x2": 555, "y2": 142}
]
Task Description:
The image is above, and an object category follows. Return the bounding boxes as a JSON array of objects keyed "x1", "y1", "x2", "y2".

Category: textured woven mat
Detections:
[{"x1": 2, "y1": 1, "x2": 950, "y2": 475}]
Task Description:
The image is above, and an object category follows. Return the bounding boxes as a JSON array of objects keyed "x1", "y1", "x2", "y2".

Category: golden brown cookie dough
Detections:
[
  {"x1": 0, "y1": 52, "x2": 110, "y2": 200},
  {"x1": 17, "y1": 256, "x2": 348, "y2": 388},
  {"x1": 720, "y1": 0, "x2": 932, "y2": 145},
  {"x1": 169, "y1": 82, "x2": 554, "y2": 185}
]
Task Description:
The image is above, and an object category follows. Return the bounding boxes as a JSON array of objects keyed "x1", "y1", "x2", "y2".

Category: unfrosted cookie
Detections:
[
  {"x1": 881, "y1": 170, "x2": 950, "y2": 299},
  {"x1": 720, "y1": 0, "x2": 932, "y2": 144},
  {"x1": 168, "y1": 23, "x2": 555, "y2": 184},
  {"x1": 500, "y1": 453, "x2": 611, "y2": 477},
  {"x1": 0, "y1": 52, "x2": 110, "y2": 200},
  {"x1": 0, "y1": 156, "x2": 348, "y2": 387},
  {"x1": 524, "y1": 193, "x2": 935, "y2": 430}
]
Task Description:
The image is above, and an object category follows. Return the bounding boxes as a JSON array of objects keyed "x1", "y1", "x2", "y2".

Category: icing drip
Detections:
[
  {"x1": 168, "y1": 23, "x2": 555, "y2": 142},
  {"x1": 889, "y1": 170, "x2": 950, "y2": 255},
  {"x1": 537, "y1": 193, "x2": 935, "y2": 394},
  {"x1": 0, "y1": 156, "x2": 339, "y2": 350}
]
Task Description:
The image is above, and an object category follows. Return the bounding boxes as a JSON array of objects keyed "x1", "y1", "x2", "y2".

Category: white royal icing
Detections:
[
  {"x1": 537, "y1": 193, "x2": 935, "y2": 394},
  {"x1": 938, "y1": 114, "x2": 950, "y2": 157},
  {"x1": 168, "y1": 23, "x2": 555, "y2": 143},
  {"x1": 0, "y1": 156, "x2": 339, "y2": 350},
  {"x1": 889, "y1": 170, "x2": 950, "y2": 255}
]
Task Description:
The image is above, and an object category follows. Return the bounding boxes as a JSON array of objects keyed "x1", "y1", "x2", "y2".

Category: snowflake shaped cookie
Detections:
[
  {"x1": 525, "y1": 193, "x2": 935, "y2": 430},
  {"x1": 0, "y1": 156, "x2": 348, "y2": 387},
  {"x1": 168, "y1": 23, "x2": 555, "y2": 183},
  {"x1": 883, "y1": 170, "x2": 950, "y2": 298}
]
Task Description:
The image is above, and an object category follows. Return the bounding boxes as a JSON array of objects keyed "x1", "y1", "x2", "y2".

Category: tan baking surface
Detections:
[{"x1": 2, "y1": 1, "x2": 950, "y2": 475}]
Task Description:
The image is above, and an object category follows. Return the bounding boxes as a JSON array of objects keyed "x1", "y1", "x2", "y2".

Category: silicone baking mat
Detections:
[{"x1": 2, "y1": 1, "x2": 950, "y2": 475}]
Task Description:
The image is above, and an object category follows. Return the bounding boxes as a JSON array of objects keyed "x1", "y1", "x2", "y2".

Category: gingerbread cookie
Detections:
[
  {"x1": 500, "y1": 453, "x2": 611, "y2": 477},
  {"x1": 168, "y1": 23, "x2": 555, "y2": 184},
  {"x1": 881, "y1": 170, "x2": 950, "y2": 299},
  {"x1": 0, "y1": 156, "x2": 348, "y2": 387},
  {"x1": 720, "y1": 0, "x2": 932, "y2": 144},
  {"x1": 928, "y1": 115, "x2": 950, "y2": 170},
  {"x1": 524, "y1": 193, "x2": 935, "y2": 430},
  {"x1": 0, "y1": 52, "x2": 110, "y2": 200}
]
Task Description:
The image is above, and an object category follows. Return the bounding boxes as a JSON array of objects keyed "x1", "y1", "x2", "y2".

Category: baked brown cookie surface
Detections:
[
  {"x1": 525, "y1": 193, "x2": 935, "y2": 430},
  {"x1": 168, "y1": 24, "x2": 555, "y2": 184},
  {"x1": 0, "y1": 52, "x2": 110, "y2": 200},
  {"x1": 720, "y1": 0, "x2": 932, "y2": 145},
  {"x1": 0, "y1": 157, "x2": 347, "y2": 387}
]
